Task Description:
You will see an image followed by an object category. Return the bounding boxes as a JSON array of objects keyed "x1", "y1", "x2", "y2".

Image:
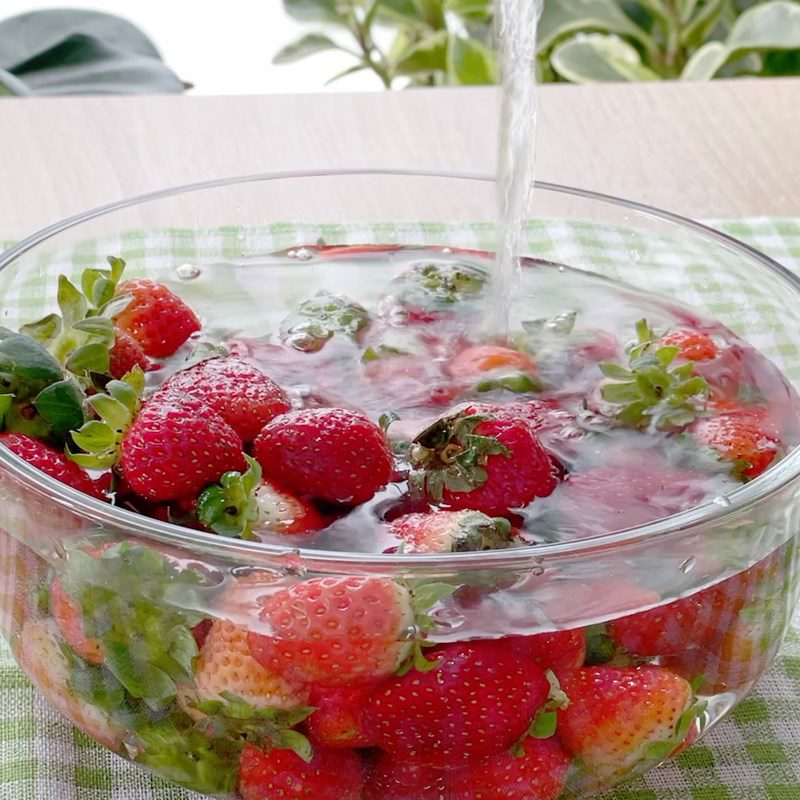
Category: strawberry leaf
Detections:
[
  {"x1": 19, "y1": 313, "x2": 62, "y2": 346},
  {"x1": 410, "y1": 411, "x2": 509, "y2": 502},
  {"x1": 598, "y1": 318, "x2": 709, "y2": 431},
  {"x1": 197, "y1": 455, "x2": 262, "y2": 539},
  {"x1": 475, "y1": 372, "x2": 545, "y2": 394},
  {"x1": 391, "y1": 260, "x2": 488, "y2": 306},
  {"x1": 58, "y1": 276, "x2": 89, "y2": 329},
  {"x1": 59, "y1": 541, "x2": 206, "y2": 708},
  {"x1": 193, "y1": 691, "x2": 314, "y2": 760},
  {"x1": 33, "y1": 379, "x2": 85, "y2": 437},
  {"x1": 280, "y1": 291, "x2": 370, "y2": 352},
  {"x1": 135, "y1": 718, "x2": 239, "y2": 794},
  {"x1": 362, "y1": 344, "x2": 408, "y2": 361},
  {"x1": 530, "y1": 709, "x2": 558, "y2": 739},
  {"x1": 68, "y1": 366, "x2": 144, "y2": 468}
]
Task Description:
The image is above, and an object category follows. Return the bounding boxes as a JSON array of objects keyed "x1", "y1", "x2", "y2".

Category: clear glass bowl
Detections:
[{"x1": 1, "y1": 171, "x2": 799, "y2": 799}]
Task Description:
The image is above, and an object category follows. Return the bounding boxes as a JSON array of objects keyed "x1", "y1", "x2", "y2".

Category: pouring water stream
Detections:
[{"x1": 491, "y1": 0, "x2": 544, "y2": 337}]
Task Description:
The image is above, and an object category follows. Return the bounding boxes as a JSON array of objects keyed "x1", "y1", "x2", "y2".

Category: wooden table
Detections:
[{"x1": 0, "y1": 78, "x2": 798, "y2": 242}]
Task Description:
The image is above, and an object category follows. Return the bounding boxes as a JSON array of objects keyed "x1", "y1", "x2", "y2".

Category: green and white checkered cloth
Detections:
[{"x1": 2, "y1": 218, "x2": 800, "y2": 800}]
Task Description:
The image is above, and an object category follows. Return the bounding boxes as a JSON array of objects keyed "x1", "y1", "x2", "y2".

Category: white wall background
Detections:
[{"x1": 2, "y1": 1, "x2": 385, "y2": 94}]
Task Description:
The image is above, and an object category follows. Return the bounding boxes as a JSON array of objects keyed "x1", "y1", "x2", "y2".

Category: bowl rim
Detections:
[{"x1": 2, "y1": 168, "x2": 800, "y2": 571}]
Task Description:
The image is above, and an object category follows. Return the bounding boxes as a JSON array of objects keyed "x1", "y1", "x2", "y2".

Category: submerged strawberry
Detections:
[
  {"x1": 452, "y1": 736, "x2": 571, "y2": 800},
  {"x1": 692, "y1": 410, "x2": 780, "y2": 478},
  {"x1": 0, "y1": 433, "x2": 108, "y2": 500},
  {"x1": 15, "y1": 619, "x2": 124, "y2": 751},
  {"x1": 661, "y1": 329, "x2": 718, "y2": 362},
  {"x1": 193, "y1": 620, "x2": 309, "y2": 710},
  {"x1": 248, "y1": 576, "x2": 413, "y2": 687},
  {"x1": 560, "y1": 454, "x2": 709, "y2": 536},
  {"x1": 388, "y1": 509, "x2": 515, "y2": 553},
  {"x1": 162, "y1": 356, "x2": 290, "y2": 442},
  {"x1": 306, "y1": 684, "x2": 374, "y2": 748},
  {"x1": 556, "y1": 666, "x2": 694, "y2": 780},
  {"x1": 238, "y1": 741, "x2": 363, "y2": 800},
  {"x1": 364, "y1": 753, "x2": 457, "y2": 800},
  {"x1": 409, "y1": 407, "x2": 559, "y2": 516},
  {"x1": 449, "y1": 344, "x2": 537, "y2": 379},
  {"x1": 254, "y1": 408, "x2": 393, "y2": 506},
  {"x1": 365, "y1": 638, "x2": 550, "y2": 764},
  {"x1": 509, "y1": 629, "x2": 586, "y2": 673},
  {"x1": 120, "y1": 392, "x2": 245, "y2": 501},
  {"x1": 115, "y1": 278, "x2": 201, "y2": 357},
  {"x1": 51, "y1": 578, "x2": 104, "y2": 665}
]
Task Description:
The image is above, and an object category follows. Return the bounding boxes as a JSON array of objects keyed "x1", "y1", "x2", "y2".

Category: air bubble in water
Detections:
[
  {"x1": 236, "y1": 231, "x2": 246, "y2": 241},
  {"x1": 294, "y1": 247, "x2": 314, "y2": 261},
  {"x1": 176, "y1": 263, "x2": 201, "y2": 280},
  {"x1": 531, "y1": 565, "x2": 545, "y2": 576},
  {"x1": 680, "y1": 556, "x2": 696, "y2": 574},
  {"x1": 441, "y1": 247, "x2": 453, "y2": 254},
  {"x1": 557, "y1": 265, "x2": 566, "y2": 273},
  {"x1": 629, "y1": 250, "x2": 641, "y2": 263}
]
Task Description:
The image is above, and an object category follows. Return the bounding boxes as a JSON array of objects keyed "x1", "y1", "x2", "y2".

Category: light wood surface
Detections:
[{"x1": 0, "y1": 78, "x2": 798, "y2": 242}]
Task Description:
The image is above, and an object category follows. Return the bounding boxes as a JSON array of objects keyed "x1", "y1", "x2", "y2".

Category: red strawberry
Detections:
[
  {"x1": 607, "y1": 573, "x2": 757, "y2": 658},
  {"x1": 692, "y1": 411, "x2": 780, "y2": 478},
  {"x1": 410, "y1": 408, "x2": 558, "y2": 516},
  {"x1": 0, "y1": 433, "x2": 108, "y2": 501},
  {"x1": 253, "y1": 479, "x2": 325, "y2": 535},
  {"x1": 120, "y1": 392, "x2": 245, "y2": 501},
  {"x1": 364, "y1": 752, "x2": 464, "y2": 800},
  {"x1": 362, "y1": 352, "x2": 458, "y2": 409},
  {"x1": 448, "y1": 345, "x2": 536, "y2": 379},
  {"x1": 238, "y1": 741, "x2": 363, "y2": 800},
  {"x1": 666, "y1": 610, "x2": 785, "y2": 693},
  {"x1": 556, "y1": 666, "x2": 693, "y2": 779},
  {"x1": 661, "y1": 329, "x2": 718, "y2": 362},
  {"x1": 51, "y1": 578, "x2": 104, "y2": 665},
  {"x1": 365, "y1": 638, "x2": 550, "y2": 764},
  {"x1": 115, "y1": 278, "x2": 201, "y2": 357},
  {"x1": 560, "y1": 454, "x2": 709, "y2": 536},
  {"x1": 162, "y1": 357, "x2": 290, "y2": 442},
  {"x1": 451, "y1": 736, "x2": 571, "y2": 800},
  {"x1": 108, "y1": 325, "x2": 149, "y2": 379},
  {"x1": 248, "y1": 576, "x2": 413, "y2": 687},
  {"x1": 509, "y1": 629, "x2": 586, "y2": 673},
  {"x1": 254, "y1": 408, "x2": 393, "y2": 506},
  {"x1": 307, "y1": 684, "x2": 374, "y2": 748},
  {"x1": 388, "y1": 510, "x2": 515, "y2": 553}
]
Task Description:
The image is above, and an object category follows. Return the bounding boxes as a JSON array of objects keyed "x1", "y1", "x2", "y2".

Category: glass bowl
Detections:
[{"x1": 1, "y1": 171, "x2": 799, "y2": 799}]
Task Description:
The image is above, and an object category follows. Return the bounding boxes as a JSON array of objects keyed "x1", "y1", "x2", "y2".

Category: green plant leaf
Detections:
[
  {"x1": 538, "y1": 0, "x2": 656, "y2": 54},
  {"x1": 282, "y1": 0, "x2": 347, "y2": 23},
  {"x1": 324, "y1": 62, "x2": 371, "y2": 85},
  {"x1": 0, "y1": 11, "x2": 184, "y2": 97},
  {"x1": 680, "y1": 0, "x2": 726, "y2": 48},
  {"x1": 0, "y1": 329, "x2": 64, "y2": 397},
  {"x1": 273, "y1": 32, "x2": 341, "y2": 64},
  {"x1": 0, "y1": 67, "x2": 31, "y2": 95},
  {"x1": 551, "y1": 33, "x2": 660, "y2": 82},
  {"x1": 726, "y1": 0, "x2": 800, "y2": 53},
  {"x1": 66, "y1": 342, "x2": 111, "y2": 375},
  {"x1": 446, "y1": 33, "x2": 497, "y2": 84},
  {"x1": 33, "y1": 379, "x2": 85, "y2": 437},
  {"x1": 0, "y1": 394, "x2": 13, "y2": 427},
  {"x1": 394, "y1": 30, "x2": 449, "y2": 75},
  {"x1": 19, "y1": 314, "x2": 62, "y2": 347}
]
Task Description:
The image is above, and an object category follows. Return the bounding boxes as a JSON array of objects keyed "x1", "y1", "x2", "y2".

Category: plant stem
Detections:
[{"x1": 350, "y1": 5, "x2": 394, "y2": 88}]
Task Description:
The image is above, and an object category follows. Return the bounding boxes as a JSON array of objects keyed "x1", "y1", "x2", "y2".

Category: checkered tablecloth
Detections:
[{"x1": 2, "y1": 217, "x2": 800, "y2": 800}]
